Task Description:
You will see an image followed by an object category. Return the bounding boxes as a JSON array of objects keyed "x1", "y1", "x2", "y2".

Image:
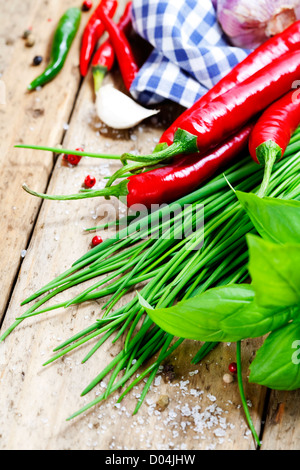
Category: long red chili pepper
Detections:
[
  {"x1": 80, "y1": 0, "x2": 118, "y2": 77},
  {"x1": 22, "y1": 124, "x2": 253, "y2": 209},
  {"x1": 92, "y1": 1, "x2": 132, "y2": 92},
  {"x1": 125, "y1": 123, "x2": 253, "y2": 208},
  {"x1": 121, "y1": 50, "x2": 300, "y2": 167},
  {"x1": 97, "y1": 6, "x2": 138, "y2": 90},
  {"x1": 248, "y1": 89, "x2": 300, "y2": 198},
  {"x1": 160, "y1": 20, "x2": 300, "y2": 146}
]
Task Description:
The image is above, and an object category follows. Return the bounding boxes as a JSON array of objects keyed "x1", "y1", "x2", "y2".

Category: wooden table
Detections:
[{"x1": 0, "y1": 0, "x2": 299, "y2": 451}]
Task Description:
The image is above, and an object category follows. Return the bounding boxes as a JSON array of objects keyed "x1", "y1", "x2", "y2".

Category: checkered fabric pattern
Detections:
[{"x1": 130, "y1": 0, "x2": 252, "y2": 108}]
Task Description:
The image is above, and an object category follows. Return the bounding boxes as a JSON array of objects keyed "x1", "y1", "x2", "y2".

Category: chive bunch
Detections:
[{"x1": 2, "y1": 130, "x2": 300, "y2": 420}]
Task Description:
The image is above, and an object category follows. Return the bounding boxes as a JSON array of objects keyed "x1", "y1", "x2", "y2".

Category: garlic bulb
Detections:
[
  {"x1": 95, "y1": 84, "x2": 160, "y2": 130},
  {"x1": 217, "y1": 0, "x2": 300, "y2": 49}
]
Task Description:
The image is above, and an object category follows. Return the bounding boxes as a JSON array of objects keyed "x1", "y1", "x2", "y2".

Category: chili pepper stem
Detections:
[
  {"x1": 257, "y1": 156, "x2": 276, "y2": 198},
  {"x1": 121, "y1": 128, "x2": 199, "y2": 165},
  {"x1": 256, "y1": 140, "x2": 282, "y2": 198},
  {"x1": 15, "y1": 144, "x2": 121, "y2": 160},
  {"x1": 22, "y1": 180, "x2": 129, "y2": 201},
  {"x1": 92, "y1": 65, "x2": 107, "y2": 93}
]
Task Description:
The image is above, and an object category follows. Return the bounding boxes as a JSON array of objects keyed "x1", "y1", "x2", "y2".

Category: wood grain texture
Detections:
[
  {"x1": 261, "y1": 390, "x2": 300, "y2": 449},
  {"x1": 0, "y1": 0, "x2": 85, "y2": 319},
  {"x1": 0, "y1": 71, "x2": 264, "y2": 449},
  {"x1": 0, "y1": 0, "x2": 299, "y2": 451}
]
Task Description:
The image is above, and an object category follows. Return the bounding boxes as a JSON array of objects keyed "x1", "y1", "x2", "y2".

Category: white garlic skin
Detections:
[{"x1": 95, "y1": 84, "x2": 160, "y2": 130}]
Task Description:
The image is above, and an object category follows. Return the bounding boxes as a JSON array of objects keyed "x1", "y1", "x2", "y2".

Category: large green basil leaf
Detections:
[
  {"x1": 249, "y1": 321, "x2": 300, "y2": 390},
  {"x1": 138, "y1": 284, "x2": 298, "y2": 343},
  {"x1": 247, "y1": 234, "x2": 300, "y2": 308},
  {"x1": 237, "y1": 191, "x2": 300, "y2": 244}
]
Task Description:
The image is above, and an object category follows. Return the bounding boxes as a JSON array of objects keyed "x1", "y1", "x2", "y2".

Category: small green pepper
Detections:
[{"x1": 28, "y1": 7, "x2": 81, "y2": 90}]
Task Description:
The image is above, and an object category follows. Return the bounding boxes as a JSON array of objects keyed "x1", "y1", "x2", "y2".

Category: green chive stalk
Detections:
[{"x1": 2, "y1": 134, "x2": 300, "y2": 438}]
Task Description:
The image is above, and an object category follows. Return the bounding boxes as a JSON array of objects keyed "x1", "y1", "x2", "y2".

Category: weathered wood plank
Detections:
[
  {"x1": 0, "y1": 0, "x2": 297, "y2": 451},
  {"x1": 261, "y1": 390, "x2": 300, "y2": 450},
  {"x1": 0, "y1": 55, "x2": 265, "y2": 453},
  {"x1": 0, "y1": 1, "x2": 37, "y2": 74},
  {"x1": 0, "y1": 0, "x2": 86, "y2": 319}
]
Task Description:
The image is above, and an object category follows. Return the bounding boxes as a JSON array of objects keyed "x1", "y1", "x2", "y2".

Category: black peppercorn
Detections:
[{"x1": 33, "y1": 55, "x2": 43, "y2": 66}]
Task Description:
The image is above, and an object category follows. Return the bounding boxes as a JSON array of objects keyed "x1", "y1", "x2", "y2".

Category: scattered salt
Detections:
[
  {"x1": 214, "y1": 428, "x2": 226, "y2": 437},
  {"x1": 207, "y1": 393, "x2": 217, "y2": 402},
  {"x1": 154, "y1": 375, "x2": 161, "y2": 387}
]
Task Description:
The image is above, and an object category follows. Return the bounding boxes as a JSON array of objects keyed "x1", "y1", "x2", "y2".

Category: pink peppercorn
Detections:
[
  {"x1": 64, "y1": 147, "x2": 84, "y2": 166},
  {"x1": 84, "y1": 175, "x2": 96, "y2": 188},
  {"x1": 82, "y1": 1, "x2": 93, "y2": 11},
  {"x1": 228, "y1": 362, "x2": 237, "y2": 374},
  {"x1": 92, "y1": 235, "x2": 103, "y2": 247}
]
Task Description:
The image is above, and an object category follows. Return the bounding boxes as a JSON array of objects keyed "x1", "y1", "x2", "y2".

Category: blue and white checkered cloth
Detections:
[{"x1": 130, "y1": 0, "x2": 252, "y2": 108}]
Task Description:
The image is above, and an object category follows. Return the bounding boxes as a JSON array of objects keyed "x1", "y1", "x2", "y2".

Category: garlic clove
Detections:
[{"x1": 95, "y1": 84, "x2": 160, "y2": 130}]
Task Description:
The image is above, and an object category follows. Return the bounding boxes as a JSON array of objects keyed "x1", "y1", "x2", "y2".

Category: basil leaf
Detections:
[
  {"x1": 237, "y1": 191, "x2": 300, "y2": 244},
  {"x1": 223, "y1": 302, "x2": 298, "y2": 341},
  {"x1": 247, "y1": 234, "x2": 300, "y2": 308},
  {"x1": 138, "y1": 285, "x2": 298, "y2": 343},
  {"x1": 249, "y1": 321, "x2": 300, "y2": 390}
]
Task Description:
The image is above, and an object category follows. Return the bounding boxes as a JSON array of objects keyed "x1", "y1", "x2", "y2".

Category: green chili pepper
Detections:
[{"x1": 28, "y1": 7, "x2": 81, "y2": 90}]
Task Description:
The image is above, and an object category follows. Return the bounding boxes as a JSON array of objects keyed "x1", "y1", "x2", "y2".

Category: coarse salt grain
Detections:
[
  {"x1": 154, "y1": 375, "x2": 161, "y2": 386},
  {"x1": 207, "y1": 393, "x2": 217, "y2": 402},
  {"x1": 179, "y1": 380, "x2": 189, "y2": 391},
  {"x1": 181, "y1": 404, "x2": 192, "y2": 417},
  {"x1": 214, "y1": 428, "x2": 226, "y2": 437}
]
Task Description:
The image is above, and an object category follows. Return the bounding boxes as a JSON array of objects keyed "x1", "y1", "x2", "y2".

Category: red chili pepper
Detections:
[
  {"x1": 125, "y1": 124, "x2": 253, "y2": 208},
  {"x1": 97, "y1": 6, "x2": 138, "y2": 90},
  {"x1": 91, "y1": 42, "x2": 116, "y2": 92},
  {"x1": 80, "y1": 0, "x2": 118, "y2": 77},
  {"x1": 22, "y1": 124, "x2": 252, "y2": 209},
  {"x1": 123, "y1": 51, "x2": 300, "y2": 167},
  {"x1": 161, "y1": 20, "x2": 300, "y2": 146},
  {"x1": 92, "y1": 1, "x2": 132, "y2": 92},
  {"x1": 91, "y1": 2, "x2": 132, "y2": 93},
  {"x1": 248, "y1": 89, "x2": 300, "y2": 197}
]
